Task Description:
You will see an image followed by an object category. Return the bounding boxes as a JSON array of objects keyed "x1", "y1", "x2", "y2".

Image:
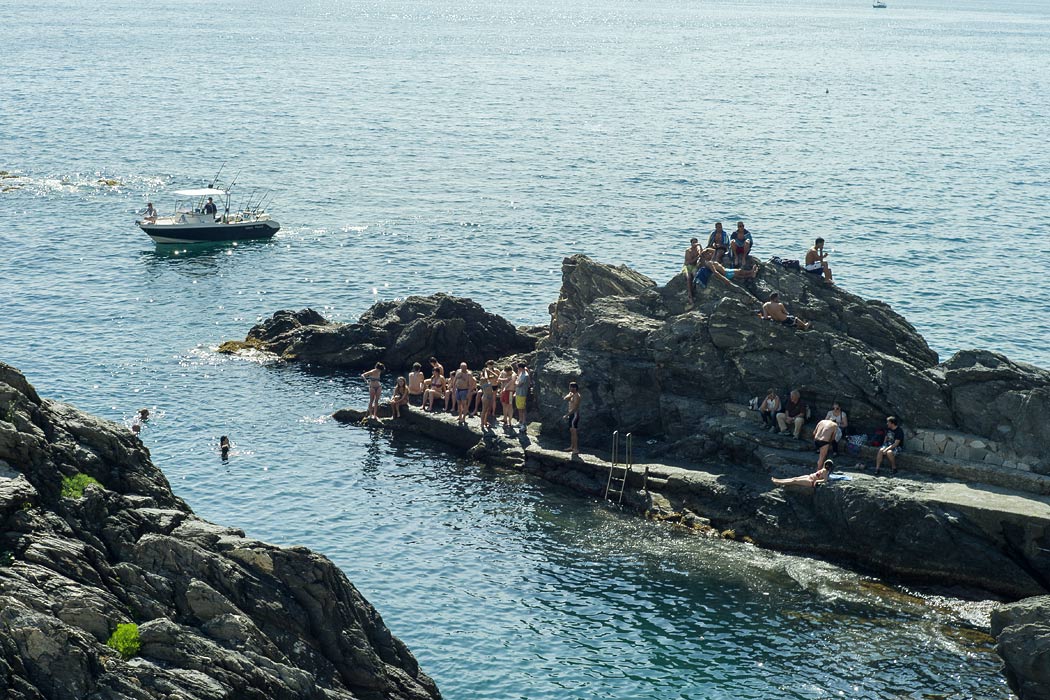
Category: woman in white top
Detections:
[
  {"x1": 825, "y1": 401, "x2": 848, "y2": 447},
  {"x1": 759, "y1": 388, "x2": 781, "y2": 431}
]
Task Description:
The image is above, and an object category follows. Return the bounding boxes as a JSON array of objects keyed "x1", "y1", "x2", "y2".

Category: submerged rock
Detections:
[
  {"x1": 0, "y1": 361, "x2": 440, "y2": 700},
  {"x1": 991, "y1": 596, "x2": 1050, "y2": 700},
  {"x1": 225, "y1": 294, "x2": 537, "y2": 370}
]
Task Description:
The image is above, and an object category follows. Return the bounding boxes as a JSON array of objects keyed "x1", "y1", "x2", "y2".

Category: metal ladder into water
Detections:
[{"x1": 603, "y1": 431, "x2": 633, "y2": 504}]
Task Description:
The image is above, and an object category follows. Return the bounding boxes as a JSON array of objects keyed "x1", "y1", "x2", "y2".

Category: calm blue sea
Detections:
[{"x1": 3, "y1": 0, "x2": 1047, "y2": 697}]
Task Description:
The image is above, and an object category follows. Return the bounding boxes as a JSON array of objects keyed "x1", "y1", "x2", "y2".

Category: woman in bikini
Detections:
[
  {"x1": 424, "y1": 369, "x2": 444, "y2": 412},
  {"x1": 361, "y1": 362, "x2": 385, "y2": 419},
  {"x1": 771, "y1": 460, "x2": 833, "y2": 488},
  {"x1": 389, "y1": 376, "x2": 409, "y2": 418}
]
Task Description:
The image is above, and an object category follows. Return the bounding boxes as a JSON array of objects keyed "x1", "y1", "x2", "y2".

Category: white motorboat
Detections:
[{"x1": 137, "y1": 173, "x2": 279, "y2": 244}]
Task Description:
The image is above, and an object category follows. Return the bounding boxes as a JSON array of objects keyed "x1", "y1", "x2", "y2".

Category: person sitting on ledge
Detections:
[
  {"x1": 761, "y1": 292, "x2": 812, "y2": 330},
  {"x1": 759, "y1": 388, "x2": 781, "y2": 431},
  {"x1": 408, "y1": 362, "x2": 426, "y2": 406},
  {"x1": 873, "y1": 415, "x2": 905, "y2": 475},
  {"x1": 776, "y1": 389, "x2": 807, "y2": 439},
  {"x1": 707, "y1": 222, "x2": 730, "y2": 264},
  {"x1": 825, "y1": 400, "x2": 848, "y2": 453},
  {"x1": 804, "y1": 237, "x2": 834, "y2": 284},
  {"x1": 389, "y1": 376, "x2": 409, "y2": 418},
  {"x1": 729, "y1": 221, "x2": 753, "y2": 269},
  {"x1": 772, "y1": 460, "x2": 833, "y2": 488},
  {"x1": 694, "y1": 247, "x2": 758, "y2": 289},
  {"x1": 423, "y1": 369, "x2": 445, "y2": 412}
]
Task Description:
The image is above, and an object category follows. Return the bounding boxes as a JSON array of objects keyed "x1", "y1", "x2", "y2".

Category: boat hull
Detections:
[{"x1": 140, "y1": 219, "x2": 280, "y2": 244}]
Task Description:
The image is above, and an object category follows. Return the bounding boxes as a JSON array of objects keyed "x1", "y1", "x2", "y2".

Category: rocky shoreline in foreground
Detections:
[{"x1": 224, "y1": 253, "x2": 1050, "y2": 699}]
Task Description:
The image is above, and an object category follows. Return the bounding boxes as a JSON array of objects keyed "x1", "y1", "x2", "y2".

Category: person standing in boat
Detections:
[{"x1": 204, "y1": 197, "x2": 219, "y2": 217}]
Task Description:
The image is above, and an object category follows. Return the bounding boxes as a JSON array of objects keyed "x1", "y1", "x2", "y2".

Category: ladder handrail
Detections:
[
  {"x1": 603, "y1": 430, "x2": 619, "y2": 500},
  {"x1": 617, "y1": 433, "x2": 633, "y2": 504}
]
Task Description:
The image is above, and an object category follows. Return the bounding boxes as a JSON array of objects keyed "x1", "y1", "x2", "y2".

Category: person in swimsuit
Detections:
[
  {"x1": 729, "y1": 222, "x2": 753, "y2": 269},
  {"x1": 694, "y1": 247, "x2": 758, "y2": 289},
  {"x1": 424, "y1": 369, "x2": 444, "y2": 412},
  {"x1": 804, "y1": 237, "x2": 834, "y2": 284},
  {"x1": 479, "y1": 360, "x2": 499, "y2": 431},
  {"x1": 452, "y1": 362, "x2": 475, "y2": 425},
  {"x1": 407, "y1": 362, "x2": 426, "y2": 405},
  {"x1": 219, "y1": 435, "x2": 231, "y2": 462},
  {"x1": 498, "y1": 366, "x2": 514, "y2": 426},
  {"x1": 706, "y1": 222, "x2": 730, "y2": 264},
  {"x1": 771, "y1": 460, "x2": 834, "y2": 488},
  {"x1": 429, "y1": 356, "x2": 444, "y2": 377},
  {"x1": 812, "y1": 418, "x2": 840, "y2": 469},
  {"x1": 361, "y1": 362, "x2": 385, "y2": 419},
  {"x1": 761, "y1": 292, "x2": 812, "y2": 330},
  {"x1": 563, "y1": 381, "x2": 582, "y2": 457},
  {"x1": 683, "y1": 237, "x2": 702, "y2": 304},
  {"x1": 389, "y1": 376, "x2": 409, "y2": 418}
]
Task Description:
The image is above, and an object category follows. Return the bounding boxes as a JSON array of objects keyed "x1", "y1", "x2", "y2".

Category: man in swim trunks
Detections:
[
  {"x1": 812, "y1": 418, "x2": 840, "y2": 469},
  {"x1": 452, "y1": 362, "x2": 475, "y2": 425},
  {"x1": 514, "y1": 362, "x2": 530, "y2": 433},
  {"x1": 804, "y1": 237, "x2": 834, "y2": 284},
  {"x1": 684, "y1": 237, "x2": 702, "y2": 303},
  {"x1": 729, "y1": 222, "x2": 753, "y2": 269},
  {"x1": 694, "y1": 247, "x2": 759, "y2": 289},
  {"x1": 563, "y1": 381, "x2": 582, "y2": 457},
  {"x1": 407, "y1": 362, "x2": 426, "y2": 406},
  {"x1": 761, "y1": 292, "x2": 812, "y2": 330}
]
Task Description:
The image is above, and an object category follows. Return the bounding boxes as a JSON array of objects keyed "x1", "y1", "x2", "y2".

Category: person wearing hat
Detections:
[{"x1": 771, "y1": 460, "x2": 834, "y2": 488}]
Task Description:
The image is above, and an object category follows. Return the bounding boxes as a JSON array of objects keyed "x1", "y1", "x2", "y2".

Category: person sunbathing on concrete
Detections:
[
  {"x1": 772, "y1": 460, "x2": 834, "y2": 488},
  {"x1": 813, "y1": 419, "x2": 840, "y2": 469},
  {"x1": 761, "y1": 292, "x2": 812, "y2": 329},
  {"x1": 694, "y1": 248, "x2": 758, "y2": 289},
  {"x1": 804, "y1": 237, "x2": 834, "y2": 284}
]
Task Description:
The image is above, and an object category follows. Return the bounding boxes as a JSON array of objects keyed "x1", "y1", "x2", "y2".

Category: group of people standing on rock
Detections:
[
  {"x1": 682, "y1": 222, "x2": 835, "y2": 308},
  {"x1": 361, "y1": 358, "x2": 584, "y2": 456}
]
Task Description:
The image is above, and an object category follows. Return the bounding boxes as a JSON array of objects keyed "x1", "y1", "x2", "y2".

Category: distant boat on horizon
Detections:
[{"x1": 873, "y1": 0, "x2": 887, "y2": 7}]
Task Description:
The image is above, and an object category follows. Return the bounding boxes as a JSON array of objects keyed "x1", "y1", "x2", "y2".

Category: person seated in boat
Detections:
[
  {"x1": 761, "y1": 292, "x2": 812, "y2": 329},
  {"x1": 143, "y1": 202, "x2": 157, "y2": 223},
  {"x1": 706, "y1": 222, "x2": 730, "y2": 264},
  {"x1": 203, "y1": 197, "x2": 219, "y2": 217},
  {"x1": 771, "y1": 460, "x2": 833, "y2": 488},
  {"x1": 728, "y1": 222, "x2": 753, "y2": 269}
]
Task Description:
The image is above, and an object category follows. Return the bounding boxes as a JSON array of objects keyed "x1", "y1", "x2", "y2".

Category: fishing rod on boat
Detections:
[
  {"x1": 254, "y1": 189, "x2": 274, "y2": 213},
  {"x1": 242, "y1": 188, "x2": 259, "y2": 213},
  {"x1": 208, "y1": 162, "x2": 226, "y2": 189}
]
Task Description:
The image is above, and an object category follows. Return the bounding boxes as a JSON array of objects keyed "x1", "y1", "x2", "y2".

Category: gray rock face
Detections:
[
  {"x1": 532, "y1": 255, "x2": 1048, "y2": 468},
  {"x1": 229, "y1": 294, "x2": 537, "y2": 371},
  {"x1": 0, "y1": 362, "x2": 440, "y2": 700},
  {"x1": 991, "y1": 596, "x2": 1050, "y2": 700}
]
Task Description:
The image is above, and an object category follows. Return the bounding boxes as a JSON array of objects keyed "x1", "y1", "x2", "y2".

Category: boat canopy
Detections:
[{"x1": 173, "y1": 187, "x2": 227, "y2": 197}]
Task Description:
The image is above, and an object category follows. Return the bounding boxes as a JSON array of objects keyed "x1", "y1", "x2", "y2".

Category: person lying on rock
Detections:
[
  {"x1": 684, "y1": 237, "x2": 702, "y2": 304},
  {"x1": 761, "y1": 292, "x2": 812, "y2": 330},
  {"x1": 813, "y1": 419, "x2": 840, "y2": 469},
  {"x1": 694, "y1": 247, "x2": 758, "y2": 289},
  {"x1": 776, "y1": 389, "x2": 807, "y2": 439},
  {"x1": 772, "y1": 460, "x2": 834, "y2": 488},
  {"x1": 804, "y1": 237, "x2": 834, "y2": 284}
]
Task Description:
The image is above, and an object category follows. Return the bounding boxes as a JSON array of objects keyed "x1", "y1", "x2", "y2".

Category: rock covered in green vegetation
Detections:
[{"x1": 0, "y1": 361, "x2": 440, "y2": 700}]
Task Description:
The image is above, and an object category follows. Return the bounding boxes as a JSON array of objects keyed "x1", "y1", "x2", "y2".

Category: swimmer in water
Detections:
[{"x1": 220, "y1": 435, "x2": 231, "y2": 461}]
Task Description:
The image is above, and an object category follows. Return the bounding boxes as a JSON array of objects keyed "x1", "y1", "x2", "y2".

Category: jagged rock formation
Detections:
[
  {"x1": 221, "y1": 295, "x2": 537, "y2": 371},
  {"x1": 0, "y1": 362, "x2": 440, "y2": 700},
  {"x1": 991, "y1": 596, "x2": 1050, "y2": 700},
  {"x1": 533, "y1": 255, "x2": 1050, "y2": 473}
]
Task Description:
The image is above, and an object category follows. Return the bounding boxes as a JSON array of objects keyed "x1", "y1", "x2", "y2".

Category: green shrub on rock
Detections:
[
  {"x1": 106, "y1": 623, "x2": 140, "y2": 659},
  {"x1": 61, "y1": 473, "x2": 102, "y2": 499},
  {"x1": 0, "y1": 550, "x2": 14, "y2": 567}
]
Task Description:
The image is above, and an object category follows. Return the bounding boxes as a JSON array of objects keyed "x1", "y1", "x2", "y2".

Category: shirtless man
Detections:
[
  {"x1": 804, "y1": 237, "x2": 834, "y2": 284},
  {"x1": 452, "y1": 362, "x2": 475, "y2": 425},
  {"x1": 693, "y1": 247, "x2": 759, "y2": 289},
  {"x1": 812, "y1": 419, "x2": 840, "y2": 468},
  {"x1": 429, "y1": 356, "x2": 444, "y2": 378},
  {"x1": 683, "y1": 237, "x2": 702, "y2": 303},
  {"x1": 563, "y1": 381, "x2": 582, "y2": 457},
  {"x1": 407, "y1": 362, "x2": 426, "y2": 406},
  {"x1": 761, "y1": 292, "x2": 812, "y2": 330},
  {"x1": 706, "y1": 222, "x2": 730, "y2": 264}
]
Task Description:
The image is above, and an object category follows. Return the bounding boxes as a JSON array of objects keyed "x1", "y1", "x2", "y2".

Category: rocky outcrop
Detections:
[
  {"x1": 221, "y1": 294, "x2": 537, "y2": 371},
  {"x1": 532, "y1": 255, "x2": 1050, "y2": 473},
  {"x1": 991, "y1": 596, "x2": 1050, "y2": 700},
  {"x1": 0, "y1": 362, "x2": 440, "y2": 700}
]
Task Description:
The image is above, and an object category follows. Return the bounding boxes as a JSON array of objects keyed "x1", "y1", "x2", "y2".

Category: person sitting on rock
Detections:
[
  {"x1": 825, "y1": 400, "x2": 848, "y2": 453},
  {"x1": 423, "y1": 370, "x2": 445, "y2": 412},
  {"x1": 804, "y1": 237, "x2": 834, "y2": 284},
  {"x1": 408, "y1": 362, "x2": 426, "y2": 406},
  {"x1": 729, "y1": 222, "x2": 753, "y2": 269},
  {"x1": 874, "y1": 416, "x2": 905, "y2": 475},
  {"x1": 683, "y1": 237, "x2": 702, "y2": 304},
  {"x1": 706, "y1": 222, "x2": 730, "y2": 264},
  {"x1": 776, "y1": 389, "x2": 807, "y2": 439},
  {"x1": 772, "y1": 460, "x2": 834, "y2": 488},
  {"x1": 759, "y1": 388, "x2": 781, "y2": 431},
  {"x1": 389, "y1": 377, "x2": 410, "y2": 418},
  {"x1": 813, "y1": 418, "x2": 840, "y2": 468},
  {"x1": 761, "y1": 292, "x2": 812, "y2": 330},
  {"x1": 694, "y1": 247, "x2": 758, "y2": 290}
]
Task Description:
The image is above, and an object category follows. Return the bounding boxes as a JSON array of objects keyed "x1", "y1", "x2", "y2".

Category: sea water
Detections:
[{"x1": 3, "y1": 0, "x2": 1047, "y2": 697}]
